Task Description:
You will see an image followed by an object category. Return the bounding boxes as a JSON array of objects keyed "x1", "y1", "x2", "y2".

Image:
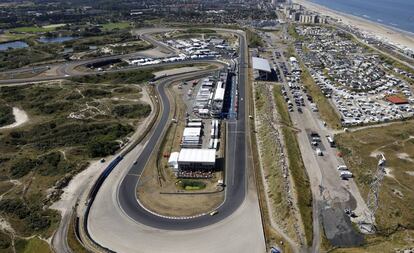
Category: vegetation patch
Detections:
[
  {"x1": 112, "y1": 104, "x2": 151, "y2": 119},
  {"x1": 9, "y1": 26, "x2": 55, "y2": 33},
  {"x1": 0, "y1": 79, "x2": 150, "y2": 244},
  {"x1": 71, "y1": 70, "x2": 154, "y2": 84},
  {"x1": 0, "y1": 105, "x2": 14, "y2": 127},
  {"x1": 273, "y1": 86, "x2": 313, "y2": 245},
  {"x1": 0, "y1": 231, "x2": 12, "y2": 252},
  {"x1": 185, "y1": 28, "x2": 216, "y2": 34},
  {"x1": 178, "y1": 180, "x2": 206, "y2": 191},
  {"x1": 14, "y1": 237, "x2": 52, "y2": 253},
  {"x1": 246, "y1": 29, "x2": 264, "y2": 48},
  {"x1": 101, "y1": 22, "x2": 132, "y2": 31},
  {"x1": 335, "y1": 121, "x2": 414, "y2": 233}
]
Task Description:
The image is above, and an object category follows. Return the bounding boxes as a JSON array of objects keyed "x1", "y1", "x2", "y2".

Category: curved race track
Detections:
[
  {"x1": 114, "y1": 30, "x2": 249, "y2": 229},
  {"x1": 86, "y1": 29, "x2": 265, "y2": 253}
]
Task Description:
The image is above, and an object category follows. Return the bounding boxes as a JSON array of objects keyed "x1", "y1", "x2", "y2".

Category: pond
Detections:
[
  {"x1": 38, "y1": 36, "x2": 78, "y2": 43},
  {"x1": 0, "y1": 41, "x2": 29, "y2": 51}
]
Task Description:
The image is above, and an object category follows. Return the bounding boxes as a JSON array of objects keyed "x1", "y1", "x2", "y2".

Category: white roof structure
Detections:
[
  {"x1": 178, "y1": 149, "x2": 216, "y2": 164},
  {"x1": 214, "y1": 87, "x2": 225, "y2": 101},
  {"x1": 252, "y1": 57, "x2": 271, "y2": 73},
  {"x1": 168, "y1": 152, "x2": 180, "y2": 168},
  {"x1": 183, "y1": 127, "x2": 201, "y2": 137}
]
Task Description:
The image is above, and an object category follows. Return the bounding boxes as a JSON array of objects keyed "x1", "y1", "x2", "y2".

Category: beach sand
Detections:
[{"x1": 292, "y1": 0, "x2": 414, "y2": 50}]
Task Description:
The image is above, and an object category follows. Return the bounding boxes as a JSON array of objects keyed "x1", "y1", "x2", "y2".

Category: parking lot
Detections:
[
  {"x1": 259, "y1": 28, "x2": 374, "y2": 246},
  {"x1": 294, "y1": 25, "x2": 414, "y2": 127}
]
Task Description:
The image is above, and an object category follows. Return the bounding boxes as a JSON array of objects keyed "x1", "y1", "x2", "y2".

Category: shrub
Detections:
[
  {"x1": 112, "y1": 104, "x2": 151, "y2": 118},
  {"x1": 87, "y1": 139, "x2": 119, "y2": 157},
  {"x1": 0, "y1": 105, "x2": 14, "y2": 127},
  {"x1": 10, "y1": 159, "x2": 37, "y2": 178}
]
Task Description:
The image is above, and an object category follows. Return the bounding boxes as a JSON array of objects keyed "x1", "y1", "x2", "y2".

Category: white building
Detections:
[
  {"x1": 168, "y1": 152, "x2": 180, "y2": 171},
  {"x1": 177, "y1": 149, "x2": 216, "y2": 170}
]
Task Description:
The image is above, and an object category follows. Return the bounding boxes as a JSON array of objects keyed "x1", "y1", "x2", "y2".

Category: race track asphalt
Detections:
[{"x1": 115, "y1": 31, "x2": 249, "y2": 229}]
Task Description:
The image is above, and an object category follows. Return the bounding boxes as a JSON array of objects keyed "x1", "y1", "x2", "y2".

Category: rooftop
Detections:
[
  {"x1": 178, "y1": 149, "x2": 216, "y2": 163},
  {"x1": 252, "y1": 57, "x2": 271, "y2": 73},
  {"x1": 183, "y1": 127, "x2": 201, "y2": 137},
  {"x1": 386, "y1": 95, "x2": 408, "y2": 104}
]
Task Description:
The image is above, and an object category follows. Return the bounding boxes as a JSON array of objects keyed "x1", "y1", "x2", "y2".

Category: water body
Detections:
[
  {"x1": 38, "y1": 36, "x2": 78, "y2": 43},
  {"x1": 309, "y1": 0, "x2": 414, "y2": 34},
  {"x1": 0, "y1": 41, "x2": 29, "y2": 51}
]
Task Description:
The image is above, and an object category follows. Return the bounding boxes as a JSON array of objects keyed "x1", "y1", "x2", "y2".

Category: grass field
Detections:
[
  {"x1": 15, "y1": 238, "x2": 52, "y2": 253},
  {"x1": 330, "y1": 230, "x2": 414, "y2": 252},
  {"x1": 0, "y1": 32, "x2": 29, "y2": 43},
  {"x1": 246, "y1": 29, "x2": 264, "y2": 48},
  {"x1": 254, "y1": 83, "x2": 303, "y2": 244},
  {"x1": 335, "y1": 121, "x2": 414, "y2": 247},
  {"x1": 101, "y1": 22, "x2": 132, "y2": 31},
  {"x1": 9, "y1": 26, "x2": 55, "y2": 33},
  {"x1": 67, "y1": 214, "x2": 88, "y2": 253}
]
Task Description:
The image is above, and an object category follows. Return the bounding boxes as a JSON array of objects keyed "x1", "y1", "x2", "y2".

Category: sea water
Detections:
[{"x1": 309, "y1": 0, "x2": 414, "y2": 33}]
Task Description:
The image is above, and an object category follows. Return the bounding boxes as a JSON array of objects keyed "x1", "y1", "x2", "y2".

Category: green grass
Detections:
[
  {"x1": 9, "y1": 26, "x2": 55, "y2": 33},
  {"x1": 101, "y1": 22, "x2": 132, "y2": 31},
  {"x1": 67, "y1": 214, "x2": 89, "y2": 253},
  {"x1": 15, "y1": 237, "x2": 52, "y2": 253},
  {"x1": 185, "y1": 28, "x2": 216, "y2": 34},
  {"x1": 0, "y1": 105, "x2": 14, "y2": 127},
  {"x1": 246, "y1": 29, "x2": 264, "y2": 48},
  {"x1": 273, "y1": 86, "x2": 313, "y2": 246},
  {"x1": 71, "y1": 69, "x2": 154, "y2": 84},
  {"x1": 178, "y1": 180, "x2": 206, "y2": 191},
  {"x1": 329, "y1": 230, "x2": 414, "y2": 252},
  {"x1": 0, "y1": 32, "x2": 30, "y2": 43}
]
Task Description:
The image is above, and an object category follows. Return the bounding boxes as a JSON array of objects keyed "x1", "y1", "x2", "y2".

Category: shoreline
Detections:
[{"x1": 292, "y1": 0, "x2": 414, "y2": 50}]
